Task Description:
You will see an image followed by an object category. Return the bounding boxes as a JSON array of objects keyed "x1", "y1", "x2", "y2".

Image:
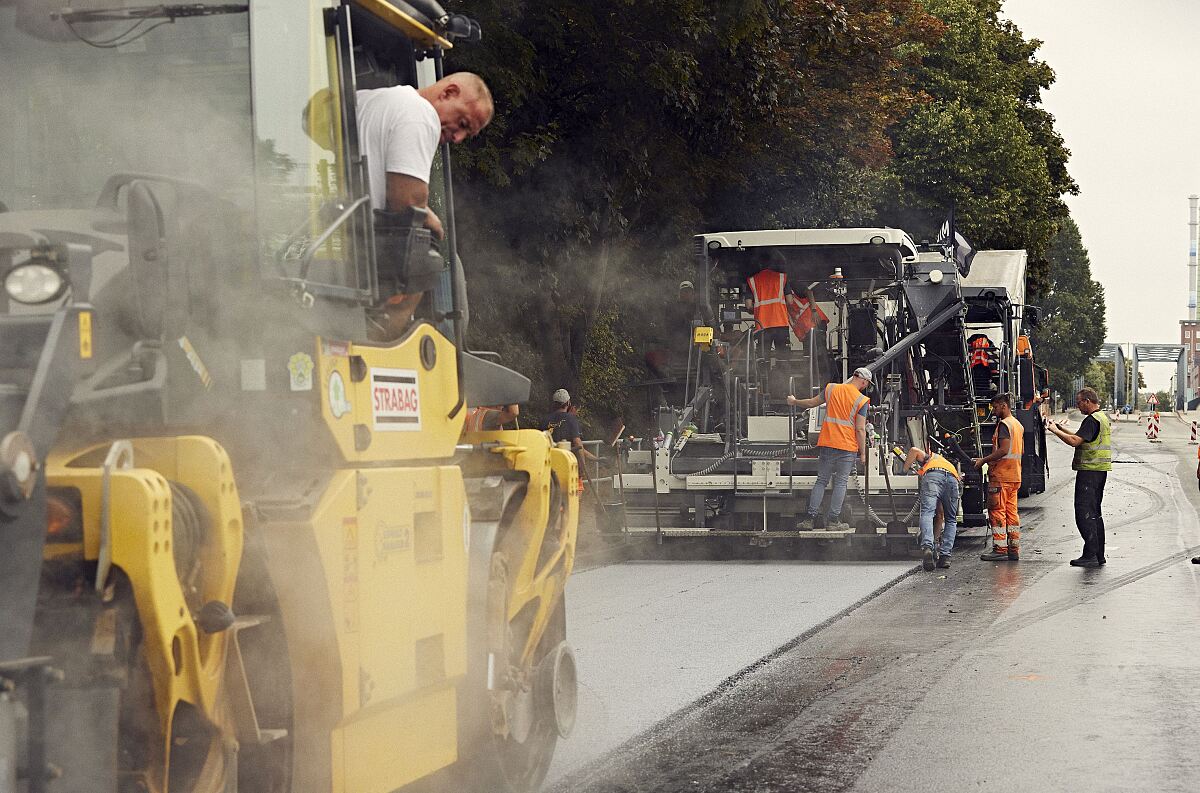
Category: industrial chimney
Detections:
[{"x1": 1190, "y1": 195, "x2": 1199, "y2": 320}]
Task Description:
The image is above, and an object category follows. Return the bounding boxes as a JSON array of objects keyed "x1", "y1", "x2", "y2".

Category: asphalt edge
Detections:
[{"x1": 550, "y1": 560, "x2": 920, "y2": 791}]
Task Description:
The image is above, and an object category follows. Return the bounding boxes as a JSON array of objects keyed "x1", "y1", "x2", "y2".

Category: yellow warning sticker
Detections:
[{"x1": 78, "y1": 311, "x2": 93, "y2": 359}]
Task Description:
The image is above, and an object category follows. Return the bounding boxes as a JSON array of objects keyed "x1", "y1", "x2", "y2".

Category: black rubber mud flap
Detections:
[{"x1": 0, "y1": 473, "x2": 48, "y2": 662}]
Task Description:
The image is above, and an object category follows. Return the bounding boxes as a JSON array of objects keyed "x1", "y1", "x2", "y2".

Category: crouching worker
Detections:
[
  {"x1": 463, "y1": 403, "x2": 519, "y2": 432},
  {"x1": 905, "y1": 446, "x2": 961, "y2": 570}
]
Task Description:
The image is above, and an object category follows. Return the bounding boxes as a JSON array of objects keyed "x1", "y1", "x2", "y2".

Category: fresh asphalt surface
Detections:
[
  {"x1": 545, "y1": 560, "x2": 913, "y2": 784},
  {"x1": 547, "y1": 411, "x2": 1200, "y2": 792}
]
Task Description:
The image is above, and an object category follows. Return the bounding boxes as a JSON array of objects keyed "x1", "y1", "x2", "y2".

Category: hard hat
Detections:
[
  {"x1": 678, "y1": 280, "x2": 694, "y2": 290},
  {"x1": 852, "y1": 367, "x2": 873, "y2": 383},
  {"x1": 552, "y1": 388, "x2": 570, "y2": 404}
]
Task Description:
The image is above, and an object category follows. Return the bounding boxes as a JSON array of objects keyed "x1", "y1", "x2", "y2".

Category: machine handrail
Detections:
[{"x1": 297, "y1": 194, "x2": 372, "y2": 282}]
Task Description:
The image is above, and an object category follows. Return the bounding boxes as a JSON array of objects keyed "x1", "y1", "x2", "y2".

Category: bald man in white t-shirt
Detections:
[{"x1": 356, "y1": 72, "x2": 493, "y2": 328}]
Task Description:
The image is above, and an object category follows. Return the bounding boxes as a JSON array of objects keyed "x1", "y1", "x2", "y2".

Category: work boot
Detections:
[
  {"x1": 827, "y1": 521, "x2": 852, "y2": 532},
  {"x1": 922, "y1": 547, "x2": 935, "y2": 571},
  {"x1": 1069, "y1": 556, "x2": 1100, "y2": 568},
  {"x1": 1192, "y1": 556, "x2": 1200, "y2": 564},
  {"x1": 980, "y1": 549, "x2": 1010, "y2": 561},
  {"x1": 936, "y1": 555, "x2": 951, "y2": 569},
  {"x1": 1007, "y1": 548, "x2": 1020, "y2": 561},
  {"x1": 796, "y1": 515, "x2": 816, "y2": 531}
]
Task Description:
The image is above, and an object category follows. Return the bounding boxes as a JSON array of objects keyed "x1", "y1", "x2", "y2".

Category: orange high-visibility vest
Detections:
[
  {"x1": 989, "y1": 415, "x2": 1024, "y2": 483},
  {"x1": 1015, "y1": 335, "x2": 1032, "y2": 357},
  {"x1": 970, "y1": 336, "x2": 991, "y2": 367},
  {"x1": 747, "y1": 270, "x2": 789, "y2": 330},
  {"x1": 817, "y1": 382, "x2": 869, "y2": 452},
  {"x1": 464, "y1": 407, "x2": 508, "y2": 432},
  {"x1": 919, "y1": 452, "x2": 960, "y2": 479},
  {"x1": 786, "y1": 293, "x2": 828, "y2": 339}
]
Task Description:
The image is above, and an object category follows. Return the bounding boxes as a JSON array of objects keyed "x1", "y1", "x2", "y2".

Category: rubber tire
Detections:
[{"x1": 462, "y1": 551, "x2": 562, "y2": 793}]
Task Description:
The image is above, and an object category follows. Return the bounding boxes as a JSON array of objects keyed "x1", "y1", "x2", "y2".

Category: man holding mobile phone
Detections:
[{"x1": 1046, "y1": 387, "x2": 1111, "y2": 568}]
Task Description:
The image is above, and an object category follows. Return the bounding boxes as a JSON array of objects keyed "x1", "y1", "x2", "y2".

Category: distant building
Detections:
[{"x1": 1181, "y1": 319, "x2": 1200, "y2": 400}]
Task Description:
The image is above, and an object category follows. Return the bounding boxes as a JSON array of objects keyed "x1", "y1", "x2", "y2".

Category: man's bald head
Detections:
[{"x1": 419, "y1": 72, "x2": 494, "y2": 144}]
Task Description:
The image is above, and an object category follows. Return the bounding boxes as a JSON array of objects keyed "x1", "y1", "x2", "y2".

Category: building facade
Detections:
[{"x1": 1181, "y1": 319, "x2": 1200, "y2": 402}]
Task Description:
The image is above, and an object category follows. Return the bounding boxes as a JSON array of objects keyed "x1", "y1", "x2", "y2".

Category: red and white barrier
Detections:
[
  {"x1": 1146, "y1": 412, "x2": 1161, "y2": 442},
  {"x1": 1191, "y1": 421, "x2": 1198, "y2": 445}
]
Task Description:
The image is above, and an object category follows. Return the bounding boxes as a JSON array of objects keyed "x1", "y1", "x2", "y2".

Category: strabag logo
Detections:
[{"x1": 370, "y1": 367, "x2": 421, "y2": 431}]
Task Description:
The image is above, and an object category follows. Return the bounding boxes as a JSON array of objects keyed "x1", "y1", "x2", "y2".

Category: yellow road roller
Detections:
[{"x1": 0, "y1": 2, "x2": 577, "y2": 791}]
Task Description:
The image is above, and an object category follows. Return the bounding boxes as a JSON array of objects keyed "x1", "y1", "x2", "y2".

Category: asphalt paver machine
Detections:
[
  {"x1": 0, "y1": 2, "x2": 576, "y2": 792},
  {"x1": 612, "y1": 228, "x2": 989, "y2": 545},
  {"x1": 958, "y1": 250, "x2": 1049, "y2": 496}
]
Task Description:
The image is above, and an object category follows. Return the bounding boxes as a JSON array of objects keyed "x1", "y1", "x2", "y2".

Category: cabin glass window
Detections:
[
  {"x1": 0, "y1": 6, "x2": 252, "y2": 212},
  {"x1": 250, "y1": 0, "x2": 352, "y2": 285}
]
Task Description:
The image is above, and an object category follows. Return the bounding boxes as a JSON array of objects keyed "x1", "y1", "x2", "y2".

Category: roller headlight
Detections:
[{"x1": 5, "y1": 263, "x2": 66, "y2": 304}]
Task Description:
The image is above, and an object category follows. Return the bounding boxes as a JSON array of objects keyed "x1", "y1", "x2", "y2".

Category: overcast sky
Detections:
[{"x1": 1002, "y1": 0, "x2": 1199, "y2": 389}]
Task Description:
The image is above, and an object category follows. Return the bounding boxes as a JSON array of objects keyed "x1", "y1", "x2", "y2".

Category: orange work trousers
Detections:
[{"x1": 988, "y1": 481, "x2": 1021, "y2": 552}]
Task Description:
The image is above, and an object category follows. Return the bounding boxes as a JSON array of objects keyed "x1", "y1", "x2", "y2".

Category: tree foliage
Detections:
[
  {"x1": 880, "y1": 0, "x2": 1077, "y2": 292},
  {"x1": 1032, "y1": 217, "x2": 1107, "y2": 399}
]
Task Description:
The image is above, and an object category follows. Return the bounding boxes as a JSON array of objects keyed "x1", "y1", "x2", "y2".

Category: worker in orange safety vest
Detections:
[
  {"x1": 745, "y1": 257, "x2": 793, "y2": 351},
  {"x1": 786, "y1": 289, "x2": 829, "y2": 340},
  {"x1": 787, "y1": 368, "x2": 873, "y2": 531},
  {"x1": 973, "y1": 392, "x2": 1024, "y2": 561},
  {"x1": 904, "y1": 445, "x2": 961, "y2": 570},
  {"x1": 969, "y1": 334, "x2": 992, "y2": 367},
  {"x1": 463, "y1": 403, "x2": 519, "y2": 432}
]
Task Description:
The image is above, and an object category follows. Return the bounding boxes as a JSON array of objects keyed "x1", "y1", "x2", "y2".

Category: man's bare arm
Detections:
[
  {"x1": 973, "y1": 436, "x2": 1010, "y2": 468},
  {"x1": 1047, "y1": 421, "x2": 1085, "y2": 448},
  {"x1": 786, "y1": 392, "x2": 825, "y2": 409},
  {"x1": 385, "y1": 173, "x2": 445, "y2": 239}
]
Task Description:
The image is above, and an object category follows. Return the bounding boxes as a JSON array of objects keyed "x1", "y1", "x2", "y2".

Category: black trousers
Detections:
[
  {"x1": 1074, "y1": 470, "x2": 1108, "y2": 560},
  {"x1": 760, "y1": 326, "x2": 790, "y2": 351}
]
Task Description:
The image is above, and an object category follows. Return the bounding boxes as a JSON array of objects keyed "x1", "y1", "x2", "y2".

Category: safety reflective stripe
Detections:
[
  {"x1": 824, "y1": 416, "x2": 856, "y2": 427},
  {"x1": 757, "y1": 297, "x2": 784, "y2": 305}
]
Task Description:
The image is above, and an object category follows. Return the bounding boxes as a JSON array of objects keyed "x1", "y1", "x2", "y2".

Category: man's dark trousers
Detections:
[{"x1": 1074, "y1": 470, "x2": 1107, "y2": 560}]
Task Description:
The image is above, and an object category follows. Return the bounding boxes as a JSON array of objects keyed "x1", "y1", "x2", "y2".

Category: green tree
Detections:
[
  {"x1": 1033, "y1": 217, "x2": 1106, "y2": 399},
  {"x1": 880, "y1": 0, "x2": 1077, "y2": 291},
  {"x1": 1088, "y1": 360, "x2": 1113, "y2": 406}
]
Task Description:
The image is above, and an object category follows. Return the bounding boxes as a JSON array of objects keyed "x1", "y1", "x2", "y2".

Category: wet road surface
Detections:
[
  {"x1": 547, "y1": 560, "x2": 913, "y2": 784},
  {"x1": 549, "y1": 411, "x2": 1200, "y2": 792}
]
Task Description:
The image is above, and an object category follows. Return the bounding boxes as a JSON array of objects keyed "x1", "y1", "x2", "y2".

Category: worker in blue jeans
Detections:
[
  {"x1": 788, "y1": 368, "x2": 872, "y2": 531},
  {"x1": 904, "y1": 446, "x2": 961, "y2": 570}
]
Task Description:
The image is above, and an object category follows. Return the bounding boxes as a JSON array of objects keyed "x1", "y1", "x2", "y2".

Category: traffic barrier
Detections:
[
  {"x1": 1146, "y1": 412, "x2": 1161, "y2": 443},
  {"x1": 1191, "y1": 421, "x2": 1198, "y2": 445}
]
